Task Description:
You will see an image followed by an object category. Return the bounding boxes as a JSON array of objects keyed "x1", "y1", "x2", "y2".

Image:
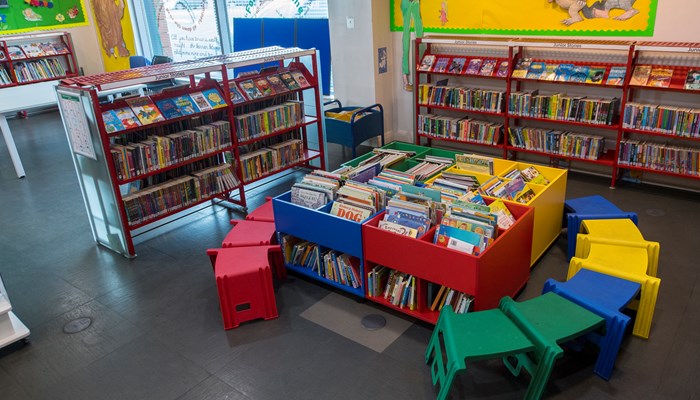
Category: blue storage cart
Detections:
[{"x1": 323, "y1": 100, "x2": 384, "y2": 159}]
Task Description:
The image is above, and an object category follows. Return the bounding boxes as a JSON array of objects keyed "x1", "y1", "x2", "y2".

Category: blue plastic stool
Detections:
[
  {"x1": 542, "y1": 269, "x2": 641, "y2": 380},
  {"x1": 564, "y1": 195, "x2": 639, "y2": 261}
]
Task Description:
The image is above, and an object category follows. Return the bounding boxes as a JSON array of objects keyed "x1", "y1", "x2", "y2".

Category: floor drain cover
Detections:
[
  {"x1": 361, "y1": 314, "x2": 386, "y2": 331},
  {"x1": 63, "y1": 317, "x2": 92, "y2": 334},
  {"x1": 646, "y1": 208, "x2": 665, "y2": 217}
]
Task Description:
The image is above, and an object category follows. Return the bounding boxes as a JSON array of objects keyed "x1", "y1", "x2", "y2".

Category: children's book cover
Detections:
[
  {"x1": 630, "y1": 65, "x2": 652, "y2": 86},
  {"x1": 101, "y1": 110, "x2": 126, "y2": 133},
  {"x1": 511, "y1": 58, "x2": 532, "y2": 78},
  {"x1": 154, "y1": 97, "x2": 184, "y2": 119},
  {"x1": 189, "y1": 92, "x2": 213, "y2": 111},
  {"x1": 201, "y1": 88, "x2": 227, "y2": 108},
  {"x1": 418, "y1": 55, "x2": 436, "y2": 72},
  {"x1": 554, "y1": 64, "x2": 574, "y2": 81},
  {"x1": 291, "y1": 70, "x2": 311, "y2": 88},
  {"x1": 685, "y1": 69, "x2": 700, "y2": 90},
  {"x1": 568, "y1": 66, "x2": 590, "y2": 83},
  {"x1": 265, "y1": 74, "x2": 289, "y2": 94},
  {"x1": 647, "y1": 67, "x2": 674, "y2": 88},
  {"x1": 0, "y1": 50, "x2": 6, "y2": 61},
  {"x1": 228, "y1": 82, "x2": 246, "y2": 104},
  {"x1": 496, "y1": 61, "x2": 510, "y2": 78},
  {"x1": 606, "y1": 66, "x2": 627, "y2": 86},
  {"x1": 279, "y1": 72, "x2": 301, "y2": 90},
  {"x1": 432, "y1": 57, "x2": 450, "y2": 73},
  {"x1": 448, "y1": 57, "x2": 467, "y2": 74},
  {"x1": 465, "y1": 58, "x2": 483, "y2": 75},
  {"x1": 254, "y1": 78, "x2": 275, "y2": 97},
  {"x1": 526, "y1": 62, "x2": 546, "y2": 79},
  {"x1": 585, "y1": 67, "x2": 606, "y2": 84},
  {"x1": 126, "y1": 96, "x2": 166, "y2": 125},
  {"x1": 113, "y1": 107, "x2": 142, "y2": 129},
  {"x1": 173, "y1": 94, "x2": 200, "y2": 115},
  {"x1": 6, "y1": 46, "x2": 26, "y2": 60},
  {"x1": 239, "y1": 79, "x2": 264, "y2": 100},
  {"x1": 541, "y1": 64, "x2": 558, "y2": 80},
  {"x1": 479, "y1": 59, "x2": 497, "y2": 76}
]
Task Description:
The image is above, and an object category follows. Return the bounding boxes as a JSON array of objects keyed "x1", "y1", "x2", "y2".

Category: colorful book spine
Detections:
[
  {"x1": 417, "y1": 114, "x2": 502, "y2": 145},
  {"x1": 234, "y1": 100, "x2": 304, "y2": 142},
  {"x1": 623, "y1": 102, "x2": 700, "y2": 138},
  {"x1": 618, "y1": 140, "x2": 700, "y2": 177},
  {"x1": 508, "y1": 127, "x2": 606, "y2": 160},
  {"x1": 508, "y1": 91, "x2": 619, "y2": 125},
  {"x1": 418, "y1": 84, "x2": 504, "y2": 113}
]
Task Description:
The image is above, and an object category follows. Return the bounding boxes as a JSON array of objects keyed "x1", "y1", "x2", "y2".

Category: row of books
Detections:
[
  {"x1": 290, "y1": 170, "x2": 343, "y2": 209},
  {"x1": 0, "y1": 65, "x2": 10, "y2": 85},
  {"x1": 478, "y1": 175, "x2": 536, "y2": 205},
  {"x1": 508, "y1": 91, "x2": 620, "y2": 125},
  {"x1": 418, "y1": 55, "x2": 509, "y2": 78},
  {"x1": 229, "y1": 69, "x2": 310, "y2": 104},
  {"x1": 1, "y1": 41, "x2": 71, "y2": 60},
  {"x1": 623, "y1": 102, "x2": 700, "y2": 138},
  {"x1": 512, "y1": 59, "x2": 626, "y2": 85},
  {"x1": 13, "y1": 58, "x2": 66, "y2": 83},
  {"x1": 238, "y1": 139, "x2": 304, "y2": 182},
  {"x1": 418, "y1": 83, "x2": 505, "y2": 113},
  {"x1": 618, "y1": 140, "x2": 700, "y2": 176},
  {"x1": 102, "y1": 88, "x2": 227, "y2": 132},
  {"x1": 122, "y1": 163, "x2": 240, "y2": 225},
  {"x1": 403, "y1": 155, "x2": 454, "y2": 181},
  {"x1": 280, "y1": 235, "x2": 361, "y2": 289},
  {"x1": 368, "y1": 267, "x2": 417, "y2": 310},
  {"x1": 508, "y1": 127, "x2": 607, "y2": 160},
  {"x1": 630, "y1": 65, "x2": 700, "y2": 90},
  {"x1": 234, "y1": 100, "x2": 304, "y2": 142},
  {"x1": 417, "y1": 114, "x2": 503, "y2": 145},
  {"x1": 429, "y1": 284, "x2": 473, "y2": 313},
  {"x1": 110, "y1": 121, "x2": 232, "y2": 180}
]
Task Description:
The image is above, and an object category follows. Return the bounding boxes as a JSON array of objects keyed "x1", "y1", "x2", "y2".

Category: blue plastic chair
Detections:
[
  {"x1": 129, "y1": 56, "x2": 151, "y2": 68},
  {"x1": 564, "y1": 195, "x2": 638, "y2": 261},
  {"x1": 543, "y1": 269, "x2": 641, "y2": 380}
]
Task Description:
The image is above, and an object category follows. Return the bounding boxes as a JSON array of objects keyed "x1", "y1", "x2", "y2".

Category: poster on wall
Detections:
[
  {"x1": 90, "y1": 0, "x2": 136, "y2": 72},
  {"x1": 0, "y1": 0, "x2": 88, "y2": 34},
  {"x1": 390, "y1": 0, "x2": 658, "y2": 37}
]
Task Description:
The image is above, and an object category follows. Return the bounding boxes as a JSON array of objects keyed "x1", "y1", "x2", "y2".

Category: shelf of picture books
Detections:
[
  {"x1": 509, "y1": 58, "x2": 628, "y2": 88},
  {"x1": 280, "y1": 233, "x2": 364, "y2": 297},
  {"x1": 0, "y1": 32, "x2": 77, "y2": 87},
  {"x1": 366, "y1": 263, "x2": 474, "y2": 323}
]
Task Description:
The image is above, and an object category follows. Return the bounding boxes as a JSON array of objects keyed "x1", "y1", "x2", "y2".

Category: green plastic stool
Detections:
[{"x1": 426, "y1": 293, "x2": 605, "y2": 400}]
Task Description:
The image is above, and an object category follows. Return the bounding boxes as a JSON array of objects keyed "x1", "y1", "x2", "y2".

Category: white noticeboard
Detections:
[{"x1": 57, "y1": 92, "x2": 96, "y2": 160}]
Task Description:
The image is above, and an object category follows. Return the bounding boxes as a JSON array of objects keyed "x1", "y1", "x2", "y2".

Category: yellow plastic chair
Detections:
[
  {"x1": 568, "y1": 240, "x2": 660, "y2": 339},
  {"x1": 579, "y1": 219, "x2": 645, "y2": 242},
  {"x1": 575, "y1": 235, "x2": 660, "y2": 278}
]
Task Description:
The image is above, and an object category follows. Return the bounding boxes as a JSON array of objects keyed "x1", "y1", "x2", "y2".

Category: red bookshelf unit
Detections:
[{"x1": 56, "y1": 46, "x2": 326, "y2": 257}]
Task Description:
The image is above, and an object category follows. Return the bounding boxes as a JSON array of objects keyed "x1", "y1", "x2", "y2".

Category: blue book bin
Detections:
[{"x1": 324, "y1": 100, "x2": 384, "y2": 159}]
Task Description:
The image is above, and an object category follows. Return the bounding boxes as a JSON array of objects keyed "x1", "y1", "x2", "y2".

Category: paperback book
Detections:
[
  {"x1": 266, "y1": 74, "x2": 289, "y2": 93},
  {"x1": 647, "y1": 67, "x2": 674, "y2": 88},
  {"x1": 228, "y1": 82, "x2": 246, "y2": 104},
  {"x1": 526, "y1": 62, "x2": 546, "y2": 79},
  {"x1": 568, "y1": 66, "x2": 590, "y2": 83},
  {"x1": 254, "y1": 77, "x2": 275, "y2": 97},
  {"x1": 606, "y1": 66, "x2": 627, "y2": 86},
  {"x1": 279, "y1": 72, "x2": 301, "y2": 90},
  {"x1": 685, "y1": 69, "x2": 700, "y2": 90},
  {"x1": 630, "y1": 65, "x2": 652, "y2": 86},
  {"x1": 154, "y1": 97, "x2": 184, "y2": 119},
  {"x1": 6, "y1": 46, "x2": 26, "y2": 60},
  {"x1": 202, "y1": 88, "x2": 227, "y2": 108},
  {"x1": 586, "y1": 67, "x2": 606, "y2": 84},
  {"x1": 432, "y1": 57, "x2": 450, "y2": 73},
  {"x1": 189, "y1": 91, "x2": 213, "y2": 111},
  {"x1": 173, "y1": 94, "x2": 200, "y2": 115},
  {"x1": 448, "y1": 57, "x2": 467, "y2": 74},
  {"x1": 113, "y1": 107, "x2": 141, "y2": 129},
  {"x1": 455, "y1": 154, "x2": 494, "y2": 174},
  {"x1": 511, "y1": 58, "x2": 532, "y2": 78},
  {"x1": 554, "y1": 64, "x2": 574, "y2": 81},
  {"x1": 541, "y1": 64, "x2": 558, "y2": 81},
  {"x1": 239, "y1": 79, "x2": 264, "y2": 100},
  {"x1": 291, "y1": 70, "x2": 311, "y2": 88},
  {"x1": 465, "y1": 58, "x2": 483, "y2": 75},
  {"x1": 126, "y1": 96, "x2": 166, "y2": 125},
  {"x1": 479, "y1": 59, "x2": 497, "y2": 76},
  {"x1": 418, "y1": 55, "x2": 436, "y2": 72},
  {"x1": 101, "y1": 110, "x2": 126, "y2": 133},
  {"x1": 495, "y1": 61, "x2": 510, "y2": 78}
]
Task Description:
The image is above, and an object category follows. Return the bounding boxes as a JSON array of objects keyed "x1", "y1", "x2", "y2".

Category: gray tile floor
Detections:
[{"x1": 0, "y1": 111, "x2": 698, "y2": 399}]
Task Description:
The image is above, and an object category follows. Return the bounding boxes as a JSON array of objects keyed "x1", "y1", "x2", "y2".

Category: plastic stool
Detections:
[
  {"x1": 543, "y1": 269, "x2": 641, "y2": 380},
  {"x1": 564, "y1": 195, "x2": 639, "y2": 261},
  {"x1": 207, "y1": 246, "x2": 281, "y2": 330},
  {"x1": 246, "y1": 196, "x2": 275, "y2": 222},
  {"x1": 222, "y1": 220, "x2": 277, "y2": 248}
]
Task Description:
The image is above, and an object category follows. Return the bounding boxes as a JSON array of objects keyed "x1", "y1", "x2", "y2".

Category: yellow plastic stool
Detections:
[
  {"x1": 579, "y1": 219, "x2": 645, "y2": 242},
  {"x1": 575, "y1": 235, "x2": 660, "y2": 278},
  {"x1": 569, "y1": 241, "x2": 660, "y2": 339}
]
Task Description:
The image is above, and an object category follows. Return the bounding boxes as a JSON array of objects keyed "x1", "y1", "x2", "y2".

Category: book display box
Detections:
[
  {"x1": 56, "y1": 46, "x2": 325, "y2": 257},
  {"x1": 414, "y1": 37, "x2": 700, "y2": 190},
  {"x1": 0, "y1": 31, "x2": 78, "y2": 87}
]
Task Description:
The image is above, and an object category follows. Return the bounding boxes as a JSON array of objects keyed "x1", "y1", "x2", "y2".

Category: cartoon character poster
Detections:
[
  {"x1": 390, "y1": 0, "x2": 658, "y2": 36},
  {"x1": 0, "y1": 0, "x2": 88, "y2": 34},
  {"x1": 90, "y1": 0, "x2": 136, "y2": 72}
]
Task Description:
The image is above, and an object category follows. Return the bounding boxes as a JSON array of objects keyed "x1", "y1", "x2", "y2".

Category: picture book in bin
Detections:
[
  {"x1": 433, "y1": 224, "x2": 483, "y2": 255},
  {"x1": 101, "y1": 110, "x2": 126, "y2": 133},
  {"x1": 113, "y1": 107, "x2": 141, "y2": 129},
  {"x1": 173, "y1": 94, "x2": 200, "y2": 115},
  {"x1": 465, "y1": 59, "x2": 483, "y2": 75},
  {"x1": 266, "y1": 74, "x2": 289, "y2": 94},
  {"x1": 448, "y1": 57, "x2": 467, "y2": 74},
  {"x1": 202, "y1": 88, "x2": 227, "y2": 108},
  {"x1": 254, "y1": 77, "x2": 275, "y2": 97},
  {"x1": 685, "y1": 69, "x2": 700, "y2": 90},
  {"x1": 291, "y1": 70, "x2": 311, "y2": 88},
  {"x1": 154, "y1": 97, "x2": 184, "y2": 119},
  {"x1": 228, "y1": 82, "x2": 246, "y2": 104},
  {"x1": 239, "y1": 79, "x2": 264, "y2": 100},
  {"x1": 418, "y1": 55, "x2": 436, "y2": 72},
  {"x1": 606, "y1": 66, "x2": 627, "y2": 86},
  {"x1": 432, "y1": 56, "x2": 450, "y2": 73},
  {"x1": 291, "y1": 185, "x2": 328, "y2": 209},
  {"x1": 279, "y1": 72, "x2": 301, "y2": 90},
  {"x1": 189, "y1": 91, "x2": 213, "y2": 111},
  {"x1": 330, "y1": 201, "x2": 372, "y2": 222},
  {"x1": 126, "y1": 96, "x2": 165, "y2": 125},
  {"x1": 455, "y1": 153, "x2": 494, "y2": 174}
]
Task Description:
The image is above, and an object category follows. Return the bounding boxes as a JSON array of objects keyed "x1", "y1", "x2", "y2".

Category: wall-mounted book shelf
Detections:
[
  {"x1": 414, "y1": 37, "x2": 700, "y2": 189},
  {"x1": 56, "y1": 46, "x2": 326, "y2": 257},
  {"x1": 0, "y1": 32, "x2": 78, "y2": 87}
]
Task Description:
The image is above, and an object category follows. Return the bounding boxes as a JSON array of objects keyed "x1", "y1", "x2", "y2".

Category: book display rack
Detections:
[
  {"x1": 414, "y1": 37, "x2": 700, "y2": 189},
  {"x1": 273, "y1": 141, "x2": 569, "y2": 324},
  {"x1": 0, "y1": 32, "x2": 78, "y2": 87},
  {"x1": 56, "y1": 46, "x2": 325, "y2": 257}
]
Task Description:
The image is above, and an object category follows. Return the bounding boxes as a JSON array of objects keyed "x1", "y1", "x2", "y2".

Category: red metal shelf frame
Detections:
[
  {"x1": 418, "y1": 133, "x2": 503, "y2": 149},
  {"x1": 510, "y1": 60, "x2": 627, "y2": 89},
  {"x1": 618, "y1": 164, "x2": 700, "y2": 180},
  {"x1": 622, "y1": 127, "x2": 700, "y2": 142},
  {"x1": 509, "y1": 114, "x2": 620, "y2": 130},
  {"x1": 236, "y1": 116, "x2": 318, "y2": 146},
  {"x1": 418, "y1": 103, "x2": 505, "y2": 117},
  {"x1": 506, "y1": 146, "x2": 617, "y2": 166},
  {"x1": 116, "y1": 146, "x2": 234, "y2": 184}
]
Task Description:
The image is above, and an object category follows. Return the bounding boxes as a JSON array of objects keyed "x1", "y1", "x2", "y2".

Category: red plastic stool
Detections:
[
  {"x1": 207, "y1": 245, "x2": 281, "y2": 330},
  {"x1": 245, "y1": 196, "x2": 275, "y2": 222},
  {"x1": 222, "y1": 220, "x2": 277, "y2": 247}
]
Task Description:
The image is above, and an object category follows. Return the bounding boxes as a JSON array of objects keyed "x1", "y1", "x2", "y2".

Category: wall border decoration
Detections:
[
  {"x1": 0, "y1": 1, "x2": 89, "y2": 35},
  {"x1": 390, "y1": 0, "x2": 658, "y2": 37}
]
